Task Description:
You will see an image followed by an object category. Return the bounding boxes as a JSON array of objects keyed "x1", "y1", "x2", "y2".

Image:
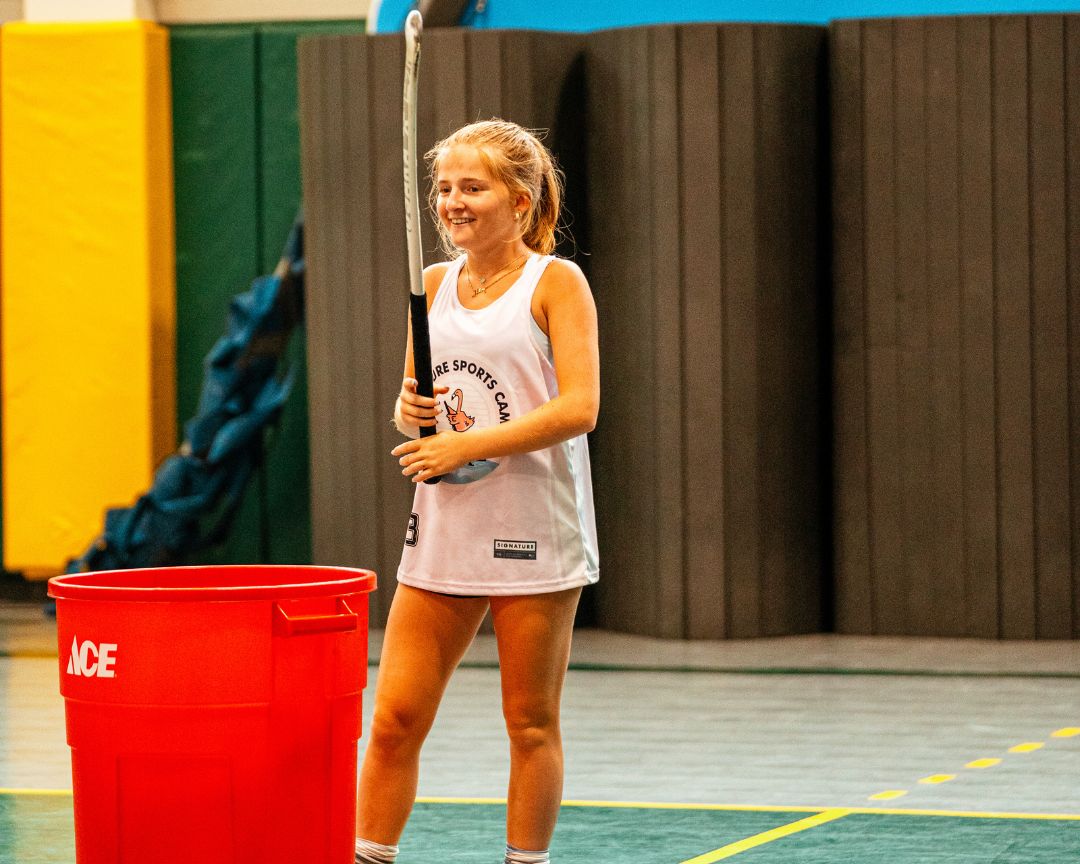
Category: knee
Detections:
[
  {"x1": 503, "y1": 701, "x2": 559, "y2": 753},
  {"x1": 368, "y1": 700, "x2": 431, "y2": 757}
]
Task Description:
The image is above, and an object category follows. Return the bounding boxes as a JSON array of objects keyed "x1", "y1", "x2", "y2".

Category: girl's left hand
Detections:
[{"x1": 392, "y1": 432, "x2": 476, "y2": 483}]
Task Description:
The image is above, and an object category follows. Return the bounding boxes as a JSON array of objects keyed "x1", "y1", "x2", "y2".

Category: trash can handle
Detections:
[{"x1": 273, "y1": 598, "x2": 359, "y2": 637}]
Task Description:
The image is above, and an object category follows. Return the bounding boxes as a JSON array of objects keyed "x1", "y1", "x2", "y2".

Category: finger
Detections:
[
  {"x1": 401, "y1": 406, "x2": 439, "y2": 426},
  {"x1": 401, "y1": 377, "x2": 418, "y2": 393},
  {"x1": 402, "y1": 392, "x2": 439, "y2": 410},
  {"x1": 391, "y1": 440, "x2": 420, "y2": 457},
  {"x1": 400, "y1": 400, "x2": 435, "y2": 418},
  {"x1": 400, "y1": 390, "x2": 430, "y2": 407}
]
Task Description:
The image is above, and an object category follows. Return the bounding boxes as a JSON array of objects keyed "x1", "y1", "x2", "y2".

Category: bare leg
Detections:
[
  {"x1": 490, "y1": 587, "x2": 582, "y2": 852},
  {"x1": 356, "y1": 585, "x2": 490, "y2": 844}
]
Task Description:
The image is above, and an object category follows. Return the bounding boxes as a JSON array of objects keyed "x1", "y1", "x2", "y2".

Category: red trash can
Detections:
[{"x1": 48, "y1": 565, "x2": 377, "y2": 864}]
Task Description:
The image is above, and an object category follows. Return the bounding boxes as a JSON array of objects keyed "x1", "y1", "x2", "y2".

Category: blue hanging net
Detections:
[{"x1": 64, "y1": 214, "x2": 306, "y2": 574}]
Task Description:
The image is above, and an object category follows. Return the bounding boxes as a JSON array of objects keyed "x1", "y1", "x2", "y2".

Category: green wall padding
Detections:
[
  {"x1": 170, "y1": 26, "x2": 261, "y2": 564},
  {"x1": 171, "y1": 27, "x2": 259, "y2": 434},
  {"x1": 170, "y1": 20, "x2": 361, "y2": 566}
]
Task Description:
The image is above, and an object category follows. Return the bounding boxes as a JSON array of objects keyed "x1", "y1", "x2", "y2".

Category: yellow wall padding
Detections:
[{"x1": 1, "y1": 21, "x2": 176, "y2": 576}]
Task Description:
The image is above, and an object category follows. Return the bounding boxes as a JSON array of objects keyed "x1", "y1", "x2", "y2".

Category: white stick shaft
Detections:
[{"x1": 403, "y1": 10, "x2": 424, "y2": 297}]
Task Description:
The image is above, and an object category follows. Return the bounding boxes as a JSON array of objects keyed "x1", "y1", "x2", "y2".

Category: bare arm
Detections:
[{"x1": 393, "y1": 258, "x2": 599, "y2": 482}]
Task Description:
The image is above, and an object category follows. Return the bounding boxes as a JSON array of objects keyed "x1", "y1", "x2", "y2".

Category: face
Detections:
[{"x1": 435, "y1": 144, "x2": 525, "y2": 255}]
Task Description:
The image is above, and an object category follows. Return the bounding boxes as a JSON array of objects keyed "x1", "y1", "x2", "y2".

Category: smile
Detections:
[{"x1": 450, "y1": 218, "x2": 474, "y2": 225}]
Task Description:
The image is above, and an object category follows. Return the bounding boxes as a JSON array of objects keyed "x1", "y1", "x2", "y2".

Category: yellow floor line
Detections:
[
  {"x1": 849, "y1": 806, "x2": 1080, "y2": 821},
  {"x1": 868, "y1": 789, "x2": 908, "y2": 800},
  {"x1": 678, "y1": 808, "x2": 851, "y2": 863},
  {"x1": 965, "y1": 758, "x2": 1002, "y2": 769},
  {"x1": 0, "y1": 788, "x2": 72, "y2": 797}
]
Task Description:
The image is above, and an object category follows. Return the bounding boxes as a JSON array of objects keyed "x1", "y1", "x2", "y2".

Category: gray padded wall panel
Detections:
[
  {"x1": 831, "y1": 15, "x2": 1080, "y2": 638},
  {"x1": 584, "y1": 25, "x2": 829, "y2": 638}
]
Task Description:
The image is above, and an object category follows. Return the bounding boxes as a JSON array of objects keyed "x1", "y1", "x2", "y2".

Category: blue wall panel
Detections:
[{"x1": 376, "y1": 0, "x2": 1077, "y2": 29}]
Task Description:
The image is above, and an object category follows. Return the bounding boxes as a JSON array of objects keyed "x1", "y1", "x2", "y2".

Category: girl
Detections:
[{"x1": 354, "y1": 120, "x2": 599, "y2": 864}]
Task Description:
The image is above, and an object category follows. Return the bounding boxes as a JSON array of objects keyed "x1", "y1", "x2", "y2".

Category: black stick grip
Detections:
[{"x1": 409, "y1": 292, "x2": 442, "y2": 484}]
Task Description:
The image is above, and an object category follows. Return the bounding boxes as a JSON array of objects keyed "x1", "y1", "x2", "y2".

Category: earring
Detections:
[{"x1": 514, "y1": 212, "x2": 521, "y2": 220}]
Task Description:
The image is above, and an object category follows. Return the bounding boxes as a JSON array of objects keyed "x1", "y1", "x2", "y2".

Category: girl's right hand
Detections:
[{"x1": 397, "y1": 377, "x2": 449, "y2": 428}]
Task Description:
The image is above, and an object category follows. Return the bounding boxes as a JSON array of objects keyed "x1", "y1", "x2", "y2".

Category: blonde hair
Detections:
[{"x1": 426, "y1": 119, "x2": 564, "y2": 256}]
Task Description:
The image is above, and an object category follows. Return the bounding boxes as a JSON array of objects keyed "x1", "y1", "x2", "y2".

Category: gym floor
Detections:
[{"x1": 2, "y1": 601, "x2": 1079, "y2": 862}]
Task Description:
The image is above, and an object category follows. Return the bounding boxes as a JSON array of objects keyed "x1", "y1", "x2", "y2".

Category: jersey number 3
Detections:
[{"x1": 405, "y1": 512, "x2": 419, "y2": 547}]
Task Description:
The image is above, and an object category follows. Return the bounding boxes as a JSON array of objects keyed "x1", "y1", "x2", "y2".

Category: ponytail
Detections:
[{"x1": 520, "y1": 145, "x2": 563, "y2": 255}]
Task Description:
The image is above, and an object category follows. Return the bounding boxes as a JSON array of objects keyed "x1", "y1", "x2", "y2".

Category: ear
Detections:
[{"x1": 513, "y1": 191, "x2": 531, "y2": 217}]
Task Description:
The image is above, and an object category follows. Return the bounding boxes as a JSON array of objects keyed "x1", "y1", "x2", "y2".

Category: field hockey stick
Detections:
[{"x1": 402, "y1": 10, "x2": 498, "y2": 486}]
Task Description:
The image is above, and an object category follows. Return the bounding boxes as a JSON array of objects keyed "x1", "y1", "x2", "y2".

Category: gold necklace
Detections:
[{"x1": 465, "y1": 253, "x2": 528, "y2": 298}]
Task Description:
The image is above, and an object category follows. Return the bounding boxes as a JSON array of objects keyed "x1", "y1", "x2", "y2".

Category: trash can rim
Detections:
[{"x1": 48, "y1": 564, "x2": 377, "y2": 601}]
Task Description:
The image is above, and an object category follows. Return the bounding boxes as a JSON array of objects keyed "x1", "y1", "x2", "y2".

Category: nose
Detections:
[{"x1": 444, "y1": 187, "x2": 463, "y2": 211}]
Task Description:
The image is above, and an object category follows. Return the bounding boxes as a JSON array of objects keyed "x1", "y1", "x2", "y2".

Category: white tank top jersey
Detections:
[{"x1": 397, "y1": 253, "x2": 600, "y2": 596}]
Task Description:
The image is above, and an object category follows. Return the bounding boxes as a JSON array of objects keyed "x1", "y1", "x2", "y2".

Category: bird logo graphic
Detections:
[{"x1": 443, "y1": 388, "x2": 476, "y2": 432}]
